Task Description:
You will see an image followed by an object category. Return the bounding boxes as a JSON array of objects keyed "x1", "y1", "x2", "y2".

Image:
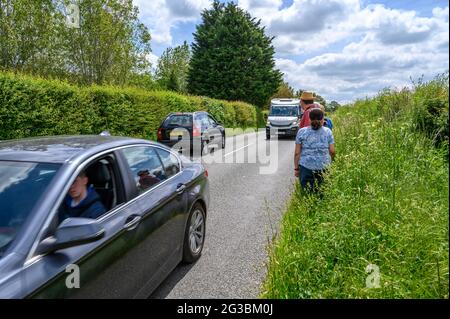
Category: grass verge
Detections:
[{"x1": 261, "y1": 75, "x2": 449, "y2": 298}]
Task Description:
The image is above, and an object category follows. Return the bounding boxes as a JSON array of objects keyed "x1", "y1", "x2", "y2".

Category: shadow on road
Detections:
[{"x1": 148, "y1": 262, "x2": 195, "y2": 299}]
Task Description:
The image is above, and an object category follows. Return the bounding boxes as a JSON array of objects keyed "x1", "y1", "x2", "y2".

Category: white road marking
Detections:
[{"x1": 224, "y1": 142, "x2": 255, "y2": 157}]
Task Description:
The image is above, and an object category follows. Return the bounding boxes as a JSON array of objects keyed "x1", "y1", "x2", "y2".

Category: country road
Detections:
[{"x1": 150, "y1": 130, "x2": 297, "y2": 299}]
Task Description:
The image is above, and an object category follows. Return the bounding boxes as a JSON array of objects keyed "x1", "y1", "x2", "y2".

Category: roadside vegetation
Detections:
[
  {"x1": 0, "y1": 72, "x2": 258, "y2": 140},
  {"x1": 262, "y1": 73, "x2": 449, "y2": 298},
  {"x1": 1, "y1": 1, "x2": 281, "y2": 133}
]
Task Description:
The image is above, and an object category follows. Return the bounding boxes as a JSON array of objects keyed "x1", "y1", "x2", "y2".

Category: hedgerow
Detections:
[{"x1": 0, "y1": 72, "x2": 257, "y2": 140}]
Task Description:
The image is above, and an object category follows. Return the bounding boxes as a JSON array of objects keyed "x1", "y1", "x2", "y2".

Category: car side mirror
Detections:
[{"x1": 37, "y1": 218, "x2": 105, "y2": 255}]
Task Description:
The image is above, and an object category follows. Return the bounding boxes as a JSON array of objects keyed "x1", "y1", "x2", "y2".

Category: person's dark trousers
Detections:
[{"x1": 299, "y1": 165, "x2": 325, "y2": 193}]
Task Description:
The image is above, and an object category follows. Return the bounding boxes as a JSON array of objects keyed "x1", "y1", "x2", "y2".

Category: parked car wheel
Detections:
[
  {"x1": 221, "y1": 133, "x2": 226, "y2": 149},
  {"x1": 183, "y1": 203, "x2": 206, "y2": 263}
]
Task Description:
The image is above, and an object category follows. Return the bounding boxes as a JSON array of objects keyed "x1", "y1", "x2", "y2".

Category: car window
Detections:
[
  {"x1": 208, "y1": 116, "x2": 217, "y2": 126},
  {"x1": 201, "y1": 114, "x2": 210, "y2": 127},
  {"x1": 164, "y1": 114, "x2": 192, "y2": 127},
  {"x1": 0, "y1": 161, "x2": 60, "y2": 257},
  {"x1": 193, "y1": 114, "x2": 202, "y2": 127},
  {"x1": 155, "y1": 148, "x2": 180, "y2": 178},
  {"x1": 57, "y1": 155, "x2": 118, "y2": 224},
  {"x1": 270, "y1": 106, "x2": 298, "y2": 116},
  {"x1": 122, "y1": 146, "x2": 167, "y2": 194}
]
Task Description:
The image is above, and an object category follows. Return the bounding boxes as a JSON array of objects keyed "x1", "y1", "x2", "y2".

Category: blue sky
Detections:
[{"x1": 135, "y1": 0, "x2": 449, "y2": 103}]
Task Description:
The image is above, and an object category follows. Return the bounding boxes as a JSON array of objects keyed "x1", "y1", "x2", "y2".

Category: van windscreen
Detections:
[{"x1": 269, "y1": 106, "x2": 298, "y2": 116}]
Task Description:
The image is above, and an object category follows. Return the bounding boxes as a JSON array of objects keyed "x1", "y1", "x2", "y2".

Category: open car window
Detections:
[{"x1": 57, "y1": 155, "x2": 120, "y2": 224}]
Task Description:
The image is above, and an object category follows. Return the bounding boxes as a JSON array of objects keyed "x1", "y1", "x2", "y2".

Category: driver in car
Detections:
[{"x1": 58, "y1": 171, "x2": 106, "y2": 221}]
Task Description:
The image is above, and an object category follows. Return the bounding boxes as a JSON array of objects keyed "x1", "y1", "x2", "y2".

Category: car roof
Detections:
[
  {"x1": 167, "y1": 111, "x2": 208, "y2": 116},
  {"x1": 0, "y1": 135, "x2": 157, "y2": 164}
]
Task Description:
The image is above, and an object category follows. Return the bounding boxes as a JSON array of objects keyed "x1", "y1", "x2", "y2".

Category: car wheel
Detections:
[
  {"x1": 183, "y1": 203, "x2": 206, "y2": 263},
  {"x1": 200, "y1": 140, "x2": 205, "y2": 156},
  {"x1": 221, "y1": 133, "x2": 226, "y2": 149}
]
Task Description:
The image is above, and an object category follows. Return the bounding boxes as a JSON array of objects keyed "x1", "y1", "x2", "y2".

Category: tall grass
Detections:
[{"x1": 262, "y1": 74, "x2": 449, "y2": 298}]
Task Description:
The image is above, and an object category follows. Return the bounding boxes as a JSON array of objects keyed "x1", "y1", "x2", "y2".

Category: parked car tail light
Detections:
[
  {"x1": 204, "y1": 169, "x2": 208, "y2": 178},
  {"x1": 193, "y1": 125, "x2": 201, "y2": 137},
  {"x1": 157, "y1": 128, "x2": 164, "y2": 140}
]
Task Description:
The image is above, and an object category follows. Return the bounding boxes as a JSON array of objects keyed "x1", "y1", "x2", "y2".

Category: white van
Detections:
[{"x1": 265, "y1": 98, "x2": 300, "y2": 139}]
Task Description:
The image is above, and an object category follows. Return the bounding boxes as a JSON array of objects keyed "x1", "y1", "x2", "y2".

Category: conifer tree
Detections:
[{"x1": 188, "y1": 1, "x2": 282, "y2": 107}]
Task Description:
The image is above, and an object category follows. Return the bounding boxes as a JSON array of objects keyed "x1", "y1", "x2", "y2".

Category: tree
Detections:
[
  {"x1": 188, "y1": 1, "x2": 282, "y2": 107},
  {"x1": 271, "y1": 81, "x2": 295, "y2": 99},
  {"x1": 327, "y1": 100, "x2": 341, "y2": 112},
  {"x1": 0, "y1": 0, "x2": 64, "y2": 77},
  {"x1": 57, "y1": 0, "x2": 152, "y2": 85},
  {"x1": 155, "y1": 41, "x2": 190, "y2": 93},
  {"x1": 0, "y1": 0, "x2": 152, "y2": 86}
]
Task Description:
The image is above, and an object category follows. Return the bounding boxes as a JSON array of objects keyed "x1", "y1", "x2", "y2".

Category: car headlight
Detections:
[
  {"x1": 266, "y1": 121, "x2": 271, "y2": 126},
  {"x1": 292, "y1": 120, "x2": 298, "y2": 125}
]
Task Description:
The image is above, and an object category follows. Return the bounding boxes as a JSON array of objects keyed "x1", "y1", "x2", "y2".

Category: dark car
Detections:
[
  {"x1": 0, "y1": 135, "x2": 209, "y2": 298},
  {"x1": 157, "y1": 111, "x2": 226, "y2": 156}
]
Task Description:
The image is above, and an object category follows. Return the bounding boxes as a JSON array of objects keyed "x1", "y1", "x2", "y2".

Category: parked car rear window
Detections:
[
  {"x1": 164, "y1": 115, "x2": 192, "y2": 127},
  {"x1": 0, "y1": 161, "x2": 60, "y2": 257}
]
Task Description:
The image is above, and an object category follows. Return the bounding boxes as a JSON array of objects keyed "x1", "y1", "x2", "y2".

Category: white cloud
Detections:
[
  {"x1": 265, "y1": 2, "x2": 449, "y2": 103},
  {"x1": 276, "y1": 29, "x2": 449, "y2": 103},
  {"x1": 135, "y1": 0, "x2": 449, "y2": 104},
  {"x1": 146, "y1": 52, "x2": 160, "y2": 70},
  {"x1": 134, "y1": 0, "x2": 211, "y2": 44}
]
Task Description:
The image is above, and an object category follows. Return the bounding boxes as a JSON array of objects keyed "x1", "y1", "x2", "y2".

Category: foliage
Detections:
[
  {"x1": 271, "y1": 82, "x2": 295, "y2": 99},
  {"x1": 327, "y1": 100, "x2": 341, "y2": 113},
  {"x1": 0, "y1": 0, "x2": 152, "y2": 86},
  {"x1": 187, "y1": 1, "x2": 282, "y2": 108},
  {"x1": 0, "y1": 0, "x2": 62, "y2": 76},
  {"x1": 0, "y1": 71, "x2": 257, "y2": 140},
  {"x1": 262, "y1": 74, "x2": 449, "y2": 298},
  {"x1": 155, "y1": 41, "x2": 190, "y2": 93}
]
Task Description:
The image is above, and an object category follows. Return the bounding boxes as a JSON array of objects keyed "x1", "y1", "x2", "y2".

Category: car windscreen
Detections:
[
  {"x1": 269, "y1": 106, "x2": 299, "y2": 116},
  {"x1": 164, "y1": 115, "x2": 193, "y2": 127},
  {"x1": 0, "y1": 161, "x2": 60, "y2": 257}
]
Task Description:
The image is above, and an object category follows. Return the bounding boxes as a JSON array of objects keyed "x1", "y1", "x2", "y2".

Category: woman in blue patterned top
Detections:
[{"x1": 294, "y1": 108, "x2": 335, "y2": 192}]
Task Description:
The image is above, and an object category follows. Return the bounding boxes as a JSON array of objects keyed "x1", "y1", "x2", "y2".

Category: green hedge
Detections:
[{"x1": 0, "y1": 72, "x2": 257, "y2": 140}]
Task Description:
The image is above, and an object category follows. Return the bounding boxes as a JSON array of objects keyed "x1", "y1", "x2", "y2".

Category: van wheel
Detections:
[{"x1": 183, "y1": 203, "x2": 206, "y2": 263}]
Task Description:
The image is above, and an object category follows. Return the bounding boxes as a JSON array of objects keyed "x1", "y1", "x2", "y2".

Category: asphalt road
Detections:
[{"x1": 150, "y1": 130, "x2": 296, "y2": 298}]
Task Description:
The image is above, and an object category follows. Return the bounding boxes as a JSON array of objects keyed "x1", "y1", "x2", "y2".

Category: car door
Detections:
[
  {"x1": 117, "y1": 145, "x2": 188, "y2": 298},
  {"x1": 207, "y1": 115, "x2": 222, "y2": 146},
  {"x1": 197, "y1": 113, "x2": 210, "y2": 141},
  {"x1": 23, "y1": 151, "x2": 149, "y2": 298}
]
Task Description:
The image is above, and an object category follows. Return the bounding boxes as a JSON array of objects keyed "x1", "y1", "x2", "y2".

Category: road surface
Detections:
[{"x1": 150, "y1": 130, "x2": 296, "y2": 298}]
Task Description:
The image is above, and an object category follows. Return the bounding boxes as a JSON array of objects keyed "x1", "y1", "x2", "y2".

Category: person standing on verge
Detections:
[
  {"x1": 299, "y1": 91, "x2": 321, "y2": 128},
  {"x1": 294, "y1": 108, "x2": 336, "y2": 192}
]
